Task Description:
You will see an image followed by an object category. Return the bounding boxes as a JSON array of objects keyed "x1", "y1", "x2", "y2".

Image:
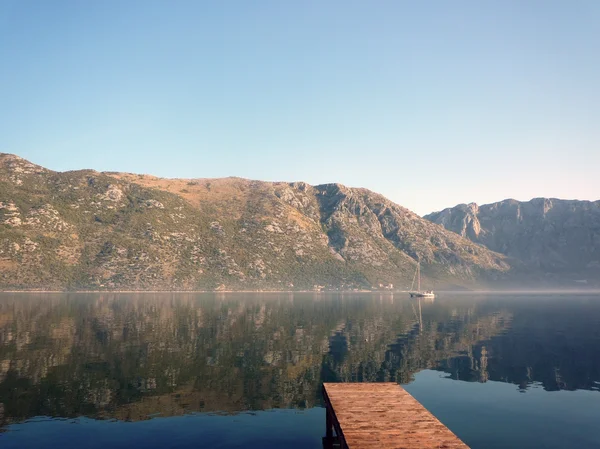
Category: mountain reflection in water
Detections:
[{"x1": 0, "y1": 292, "x2": 599, "y2": 431}]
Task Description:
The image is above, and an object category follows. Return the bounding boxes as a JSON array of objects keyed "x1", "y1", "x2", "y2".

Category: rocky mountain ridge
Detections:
[
  {"x1": 0, "y1": 153, "x2": 513, "y2": 290},
  {"x1": 425, "y1": 198, "x2": 600, "y2": 284}
]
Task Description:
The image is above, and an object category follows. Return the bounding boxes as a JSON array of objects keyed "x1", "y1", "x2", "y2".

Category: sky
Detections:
[{"x1": 1, "y1": 0, "x2": 598, "y2": 215}]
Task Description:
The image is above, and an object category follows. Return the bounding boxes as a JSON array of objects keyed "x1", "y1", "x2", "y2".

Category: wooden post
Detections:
[{"x1": 323, "y1": 385, "x2": 341, "y2": 448}]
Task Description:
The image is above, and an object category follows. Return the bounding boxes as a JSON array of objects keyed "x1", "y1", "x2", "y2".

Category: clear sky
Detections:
[{"x1": 1, "y1": 0, "x2": 598, "y2": 215}]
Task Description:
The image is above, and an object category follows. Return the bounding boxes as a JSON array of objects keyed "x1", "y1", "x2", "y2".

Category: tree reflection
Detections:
[{"x1": 0, "y1": 292, "x2": 599, "y2": 430}]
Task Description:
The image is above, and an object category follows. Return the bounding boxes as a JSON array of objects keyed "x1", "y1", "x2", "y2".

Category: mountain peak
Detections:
[{"x1": 426, "y1": 198, "x2": 600, "y2": 281}]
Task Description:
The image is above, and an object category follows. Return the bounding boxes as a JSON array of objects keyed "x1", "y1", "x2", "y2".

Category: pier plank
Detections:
[{"x1": 323, "y1": 383, "x2": 469, "y2": 449}]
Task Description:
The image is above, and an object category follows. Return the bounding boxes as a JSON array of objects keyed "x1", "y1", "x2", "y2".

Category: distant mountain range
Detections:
[
  {"x1": 425, "y1": 198, "x2": 600, "y2": 285},
  {"x1": 0, "y1": 153, "x2": 597, "y2": 290}
]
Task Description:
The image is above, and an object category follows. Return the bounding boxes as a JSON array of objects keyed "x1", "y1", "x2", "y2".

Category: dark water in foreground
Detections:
[{"x1": 1, "y1": 292, "x2": 599, "y2": 448}]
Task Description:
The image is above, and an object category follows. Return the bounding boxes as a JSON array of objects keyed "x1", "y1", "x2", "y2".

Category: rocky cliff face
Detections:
[
  {"x1": 0, "y1": 153, "x2": 512, "y2": 290},
  {"x1": 425, "y1": 198, "x2": 600, "y2": 282}
]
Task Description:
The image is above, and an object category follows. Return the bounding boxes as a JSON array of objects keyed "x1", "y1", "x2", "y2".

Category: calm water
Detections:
[{"x1": 1, "y1": 292, "x2": 600, "y2": 448}]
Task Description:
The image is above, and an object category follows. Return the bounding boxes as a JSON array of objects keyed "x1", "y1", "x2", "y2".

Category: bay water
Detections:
[{"x1": 1, "y1": 292, "x2": 599, "y2": 448}]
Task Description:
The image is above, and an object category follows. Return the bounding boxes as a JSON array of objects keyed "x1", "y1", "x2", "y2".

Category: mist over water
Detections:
[{"x1": 1, "y1": 292, "x2": 599, "y2": 448}]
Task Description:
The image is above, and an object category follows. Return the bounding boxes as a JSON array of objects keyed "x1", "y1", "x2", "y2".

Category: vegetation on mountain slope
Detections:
[{"x1": 0, "y1": 153, "x2": 513, "y2": 290}]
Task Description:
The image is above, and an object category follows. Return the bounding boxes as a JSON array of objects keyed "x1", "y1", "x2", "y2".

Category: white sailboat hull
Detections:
[{"x1": 409, "y1": 291, "x2": 435, "y2": 298}]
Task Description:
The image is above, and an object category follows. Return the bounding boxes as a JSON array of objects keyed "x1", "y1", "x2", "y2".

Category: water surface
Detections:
[{"x1": 1, "y1": 292, "x2": 599, "y2": 448}]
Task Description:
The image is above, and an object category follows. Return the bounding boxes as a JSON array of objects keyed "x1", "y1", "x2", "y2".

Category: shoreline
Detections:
[
  {"x1": 0, "y1": 289, "x2": 399, "y2": 294},
  {"x1": 1, "y1": 289, "x2": 600, "y2": 295}
]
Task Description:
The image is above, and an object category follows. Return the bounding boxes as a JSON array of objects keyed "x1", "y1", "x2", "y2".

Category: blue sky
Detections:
[{"x1": 1, "y1": 0, "x2": 598, "y2": 215}]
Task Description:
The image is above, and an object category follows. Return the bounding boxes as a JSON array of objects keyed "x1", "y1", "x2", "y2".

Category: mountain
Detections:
[
  {"x1": 425, "y1": 198, "x2": 600, "y2": 284},
  {"x1": 0, "y1": 153, "x2": 513, "y2": 291}
]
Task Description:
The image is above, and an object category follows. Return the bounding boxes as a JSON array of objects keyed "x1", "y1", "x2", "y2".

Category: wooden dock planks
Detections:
[{"x1": 323, "y1": 382, "x2": 469, "y2": 449}]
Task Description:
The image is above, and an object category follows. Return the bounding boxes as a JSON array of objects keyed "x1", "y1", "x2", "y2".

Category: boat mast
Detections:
[
  {"x1": 410, "y1": 265, "x2": 417, "y2": 291},
  {"x1": 417, "y1": 261, "x2": 420, "y2": 291}
]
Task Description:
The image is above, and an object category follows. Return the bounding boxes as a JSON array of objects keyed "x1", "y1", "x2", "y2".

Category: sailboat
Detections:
[{"x1": 409, "y1": 261, "x2": 435, "y2": 298}]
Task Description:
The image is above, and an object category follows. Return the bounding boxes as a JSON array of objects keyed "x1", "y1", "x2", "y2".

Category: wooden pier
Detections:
[{"x1": 322, "y1": 383, "x2": 469, "y2": 449}]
